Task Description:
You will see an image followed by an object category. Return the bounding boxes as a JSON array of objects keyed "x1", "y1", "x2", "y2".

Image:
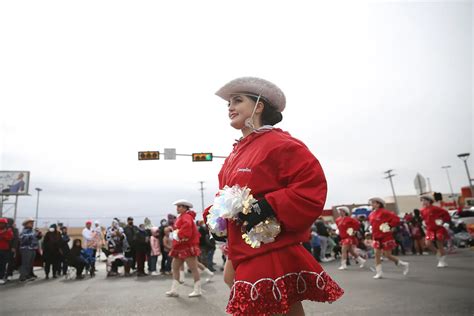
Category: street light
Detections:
[
  {"x1": 35, "y1": 188, "x2": 42, "y2": 229},
  {"x1": 441, "y1": 165, "x2": 455, "y2": 198},
  {"x1": 457, "y1": 153, "x2": 474, "y2": 196}
]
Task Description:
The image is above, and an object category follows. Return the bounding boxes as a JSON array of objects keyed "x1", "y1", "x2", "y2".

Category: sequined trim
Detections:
[
  {"x1": 227, "y1": 270, "x2": 344, "y2": 315},
  {"x1": 230, "y1": 270, "x2": 327, "y2": 302}
]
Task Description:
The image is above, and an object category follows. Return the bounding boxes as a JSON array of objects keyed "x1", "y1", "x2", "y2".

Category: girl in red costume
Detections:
[
  {"x1": 368, "y1": 197, "x2": 409, "y2": 279},
  {"x1": 209, "y1": 77, "x2": 344, "y2": 316},
  {"x1": 166, "y1": 199, "x2": 202, "y2": 298},
  {"x1": 419, "y1": 194, "x2": 451, "y2": 268},
  {"x1": 333, "y1": 206, "x2": 366, "y2": 270}
]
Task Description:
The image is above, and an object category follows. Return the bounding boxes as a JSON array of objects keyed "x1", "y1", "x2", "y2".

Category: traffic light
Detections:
[
  {"x1": 138, "y1": 151, "x2": 160, "y2": 160},
  {"x1": 192, "y1": 153, "x2": 213, "y2": 162},
  {"x1": 433, "y1": 192, "x2": 443, "y2": 202}
]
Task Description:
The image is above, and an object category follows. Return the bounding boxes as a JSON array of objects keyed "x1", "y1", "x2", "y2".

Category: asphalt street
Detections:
[{"x1": 1, "y1": 248, "x2": 473, "y2": 316}]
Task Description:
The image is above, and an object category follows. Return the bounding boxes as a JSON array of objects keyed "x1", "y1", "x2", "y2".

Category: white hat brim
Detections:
[
  {"x1": 173, "y1": 199, "x2": 193, "y2": 208},
  {"x1": 215, "y1": 77, "x2": 286, "y2": 112}
]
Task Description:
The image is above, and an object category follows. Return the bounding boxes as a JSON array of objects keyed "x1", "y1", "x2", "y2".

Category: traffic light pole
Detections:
[
  {"x1": 384, "y1": 169, "x2": 400, "y2": 214},
  {"x1": 199, "y1": 181, "x2": 205, "y2": 212}
]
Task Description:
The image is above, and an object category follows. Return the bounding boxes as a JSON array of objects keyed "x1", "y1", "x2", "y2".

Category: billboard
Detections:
[{"x1": 0, "y1": 171, "x2": 30, "y2": 195}]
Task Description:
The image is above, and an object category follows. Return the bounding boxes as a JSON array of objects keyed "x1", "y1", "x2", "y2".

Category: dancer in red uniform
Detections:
[
  {"x1": 333, "y1": 206, "x2": 366, "y2": 270},
  {"x1": 166, "y1": 199, "x2": 202, "y2": 297},
  {"x1": 210, "y1": 77, "x2": 343, "y2": 315},
  {"x1": 420, "y1": 194, "x2": 451, "y2": 268},
  {"x1": 368, "y1": 197, "x2": 409, "y2": 279}
]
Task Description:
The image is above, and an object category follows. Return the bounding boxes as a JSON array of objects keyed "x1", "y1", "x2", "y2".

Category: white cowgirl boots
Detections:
[
  {"x1": 373, "y1": 264, "x2": 383, "y2": 279},
  {"x1": 357, "y1": 257, "x2": 366, "y2": 268},
  {"x1": 188, "y1": 280, "x2": 202, "y2": 297},
  {"x1": 202, "y1": 267, "x2": 215, "y2": 283},
  {"x1": 165, "y1": 279, "x2": 180, "y2": 297},
  {"x1": 437, "y1": 255, "x2": 448, "y2": 268},
  {"x1": 398, "y1": 260, "x2": 410, "y2": 275},
  {"x1": 338, "y1": 259, "x2": 347, "y2": 270}
]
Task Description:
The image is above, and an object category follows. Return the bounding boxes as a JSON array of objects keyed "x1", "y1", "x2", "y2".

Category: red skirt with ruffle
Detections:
[
  {"x1": 169, "y1": 244, "x2": 201, "y2": 259},
  {"x1": 425, "y1": 227, "x2": 449, "y2": 241},
  {"x1": 227, "y1": 244, "x2": 344, "y2": 316},
  {"x1": 341, "y1": 236, "x2": 358, "y2": 246}
]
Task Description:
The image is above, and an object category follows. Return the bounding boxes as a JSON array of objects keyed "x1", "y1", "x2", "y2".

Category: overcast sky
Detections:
[{"x1": 0, "y1": 1, "x2": 472, "y2": 227}]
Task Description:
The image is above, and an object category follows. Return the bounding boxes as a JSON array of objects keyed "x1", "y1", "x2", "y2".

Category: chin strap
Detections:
[{"x1": 244, "y1": 94, "x2": 262, "y2": 130}]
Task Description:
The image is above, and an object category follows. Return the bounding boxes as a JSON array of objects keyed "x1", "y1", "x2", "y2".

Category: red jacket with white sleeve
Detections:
[
  {"x1": 421, "y1": 205, "x2": 450, "y2": 231},
  {"x1": 336, "y1": 216, "x2": 360, "y2": 239},
  {"x1": 368, "y1": 208, "x2": 400, "y2": 240},
  {"x1": 172, "y1": 210, "x2": 200, "y2": 250}
]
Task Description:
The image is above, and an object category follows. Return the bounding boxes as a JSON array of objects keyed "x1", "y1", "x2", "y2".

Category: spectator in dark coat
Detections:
[
  {"x1": 123, "y1": 217, "x2": 139, "y2": 269},
  {"x1": 135, "y1": 224, "x2": 150, "y2": 276},
  {"x1": 5, "y1": 218, "x2": 19, "y2": 281},
  {"x1": 42, "y1": 224, "x2": 62, "y2": 279},
  {"x1": 59, "y1": 226, "x2": 70, "y2": 275}
]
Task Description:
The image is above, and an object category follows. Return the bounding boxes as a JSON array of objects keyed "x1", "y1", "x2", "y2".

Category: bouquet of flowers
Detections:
[
  {"x1": 346, "y1": 227, "x2": 354, "y2": 236},
  {"x1": 207, "y1": 185, "x2": 281, "y2": 248},
  {"x1": 435, "y1": 219, "x2": 443, "y2": 226},
  {"x1": 379, "y1": 222, "x2": 391, "y2": 233}
]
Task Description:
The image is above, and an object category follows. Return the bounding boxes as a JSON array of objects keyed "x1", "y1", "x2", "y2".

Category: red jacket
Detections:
[
  {"x1": 0, "y1": 228, "x2": 14, "y2": 250},
  {"x1": 218, "y1": 128, "x2": 327, "y2": 265},
  {"x1": 172, "y1": 210, "x2": 200, "y2": 250},
  {"x1": 336, "y1": 216, "x2": 360, "y2": 239},
  {"x1": 368, "y1": 208, "x2": 400, "y2": 240},
  {"x1": 421, "y1": 205, "x2": 450, "y2": 231}
]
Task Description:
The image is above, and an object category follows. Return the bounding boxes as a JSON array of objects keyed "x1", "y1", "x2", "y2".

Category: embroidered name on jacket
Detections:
[{"x1": 237, "y1": 168, "x2": 252, "y2": 173}]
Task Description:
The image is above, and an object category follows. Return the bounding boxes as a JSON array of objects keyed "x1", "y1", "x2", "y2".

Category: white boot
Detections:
[
  {"x1": 437, "y1": 256, "x2": 448, "y2": 268},
  {"x1": 165, "y1": 280, "x2": 180, "y2": 297},
  {"x1": 179, "y1": 270, "x2": 185, "y2": 284},
  {"x1": 202, "y1": 268, "x2": 214, "y2": 283},
  {"x1": 338, "y1": 260, "x2": 347, "y2": 270},
  {"x1": 373, "y1": 264, "x2": 383, "y2": 279},
  {"x1": 398, "y1": 260, "x2": 409, "y2": 275},
  {"x1": 357, "y1": 257, "x2": 366, "y2": 268},
  {"x1": 188, "y1": 280, "x2": 202, "y2": 297}
]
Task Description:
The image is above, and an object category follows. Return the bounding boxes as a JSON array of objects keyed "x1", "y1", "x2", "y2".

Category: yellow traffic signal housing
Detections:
[
  {"x1": 138, "y1": 151, "x2": 160, "y2": 160},
  {"x1": 192, "y1": 153, "x2": 213, "y2": 162}
]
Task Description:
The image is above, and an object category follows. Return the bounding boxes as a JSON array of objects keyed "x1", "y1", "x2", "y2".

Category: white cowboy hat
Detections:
[
  {"x1": 336, "y1": 206, "x2": 351, "y2": 215},
  {"x1": 420, "y1": 194, "x2": 434, "y2": 202},
  {"x1": 216, "y1": 77, "x2": 286, "y2": 112},
  {"x1": 369, "y1": 197, "x2": 386, "y2": 207},
  {"x1": 173, "y1": 199, "x2": 193, "y2": 208},
  {"x1": 22, "y1": 217, "x2": 35, "y2": 226}
]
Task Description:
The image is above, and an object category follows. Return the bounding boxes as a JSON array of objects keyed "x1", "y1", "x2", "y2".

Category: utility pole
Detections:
[
  {"x1": 384, "y1": 169, "x2": 400, "y2": 214},
  {"x1": 441, "y1": 165, "x2": 455, "y2": 198},
  {"x1": 35, "y1": 188, "x2": 42, "y2": 229},
  {"x1": 198, "y1": 181, "x2": 205, "y2": 212},
  {"x1": 457, "y1": 153, "x2": 474, "y2": 196}
]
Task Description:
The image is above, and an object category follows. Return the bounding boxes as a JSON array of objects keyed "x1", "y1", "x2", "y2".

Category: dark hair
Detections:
[{"x1": 248, "y1": 95, "x2": 283, "y2": 126}]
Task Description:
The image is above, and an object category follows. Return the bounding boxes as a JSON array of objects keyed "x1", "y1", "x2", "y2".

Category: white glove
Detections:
[
  {"x1": 171, "y1": 230, "x2": 180, "y2": 241},
  {"x1": 379, "y1": 223, "x2": 391, "y2": 233},
  {"x1": 346, "y1": 228, "x2": 354, "y2": 236},
  {"x1": 435, "y1": 219, "x2": 443, "y2": 226}
]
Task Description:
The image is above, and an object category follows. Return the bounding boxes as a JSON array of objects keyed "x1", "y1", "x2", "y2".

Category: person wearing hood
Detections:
[
  {"x1": 0, "y1": 218, "x2": 13, "y2": 284},
  {"x1": 368, "y1": 197, "x2": 409, "y2": 279},
  {"x1": 166, "y1": 199, "x2": 202, "y2": 298},
  {"x1": 105, "y1": 219, "x2": 130, "y2": 277},
  {"x1": 42, "y1": 223, "x2": 63, "y2": 279},
  {"x1": 333, "y1": 207, "x2": 366, "y2": 270},
  {"x1": 135, "y1": 223, "x2": 150, "y2": 276},
  {"x1": 68, "y1": 239, "x2": 94, "y2": 279},
  {"x1": 203, "y1": 77, "x2": 344, "y2": 315},
  {"x1": 148, "y1": 226, "x2": 161, "y2": 276}
]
